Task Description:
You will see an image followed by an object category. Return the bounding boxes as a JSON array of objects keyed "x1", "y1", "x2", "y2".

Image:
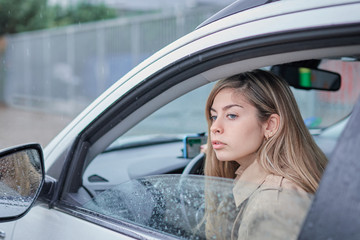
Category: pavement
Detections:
[{"x1": 0, "y1": 104, "x2": 73, "y2": 150}]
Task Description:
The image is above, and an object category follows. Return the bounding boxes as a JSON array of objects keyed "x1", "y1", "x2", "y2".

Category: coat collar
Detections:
[{"x1": 233, "y1": 160, "x2": 268, "y2": 207}]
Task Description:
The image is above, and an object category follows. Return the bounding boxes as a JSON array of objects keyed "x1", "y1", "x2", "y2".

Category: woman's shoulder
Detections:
[
  {"x1": 263, "y1": 174, "x2": 308, "y2": 193},
  {"x1": 233, "y1": 174, "x2": 312, "y2": 240},
  {"x1": 255, "y1": 174, "x2": 312, "y2": 204},
  {"x1": 257, "y1": 175, "x2": 312, "y2": 212},
  {"x1": 245, "y1": 174, "x2": 312, "y2": 221}
]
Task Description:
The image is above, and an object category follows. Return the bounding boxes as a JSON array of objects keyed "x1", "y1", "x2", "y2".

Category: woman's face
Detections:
[{"x1": 209, "y1": 88, "x2": 266, "y2": 165}]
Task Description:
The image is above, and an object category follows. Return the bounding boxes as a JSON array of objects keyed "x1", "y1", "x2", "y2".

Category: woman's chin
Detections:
[{"x1": 215, "y1": 154, "x2": 233, "y2": 162}]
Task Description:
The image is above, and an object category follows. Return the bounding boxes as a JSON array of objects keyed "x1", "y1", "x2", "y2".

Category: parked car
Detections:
[{"x1": 1, "y1": 0, "x2": 360, "y2": 239}]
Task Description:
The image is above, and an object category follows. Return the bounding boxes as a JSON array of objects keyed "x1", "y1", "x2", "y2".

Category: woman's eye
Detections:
[
  {"x1": 227, "y1": 114, "x2": 238, "y2": 120},
  {"x1": 210, "y1": 115, "x2": 217, "y2": 121}
]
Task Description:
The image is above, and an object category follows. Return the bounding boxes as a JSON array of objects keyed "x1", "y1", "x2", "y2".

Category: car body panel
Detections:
[
  {"x1": 0, "y1": 222, "x2": 15, "y2": 240},
  {"x1": 12, "y1": 205, "x2": 136, "y2": 240}
]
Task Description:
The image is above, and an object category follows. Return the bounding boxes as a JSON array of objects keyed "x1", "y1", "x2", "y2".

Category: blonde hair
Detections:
[{"x1": 204, "y1": 69, "x2": 327, "y2": 193}]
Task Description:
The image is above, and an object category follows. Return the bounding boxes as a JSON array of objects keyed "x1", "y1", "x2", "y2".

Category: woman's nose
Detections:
[{"x1": 210, "y1": 119, "x2": 223, "y2": 134}]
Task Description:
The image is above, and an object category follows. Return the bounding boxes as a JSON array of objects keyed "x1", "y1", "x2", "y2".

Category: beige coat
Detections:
[{"x1": 231, "y1": 160, "x2": 312, "y2": 240}]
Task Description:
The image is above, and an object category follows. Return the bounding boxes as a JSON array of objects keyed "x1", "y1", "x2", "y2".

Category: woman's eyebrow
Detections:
[
  {"x1": 223, "y1": 104, "x2": 243, "y2": 110},
  {"x1": 211, "y1": 104, "x2": 243, "y2": 113}
]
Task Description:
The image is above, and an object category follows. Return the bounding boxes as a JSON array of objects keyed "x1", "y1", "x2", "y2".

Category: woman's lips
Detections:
[{"x1": 212, "y1": 140, "x2": 226, "y2": 150}]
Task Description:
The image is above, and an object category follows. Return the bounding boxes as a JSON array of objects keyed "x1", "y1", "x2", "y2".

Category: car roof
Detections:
[
  {"x1": 197, "y1": 0, "x2": 360, "y2": 29},
  {"x1": 196, "y1": 0, "x2": 276, "y2": 29}
]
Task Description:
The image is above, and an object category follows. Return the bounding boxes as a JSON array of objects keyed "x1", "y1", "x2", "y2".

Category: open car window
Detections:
[
  {"x1": 80, "y1": 57, "x2": 360, "y2": 199},
  {"x1": 121, "y1": 83, "x2": 214, "y2": 137}
]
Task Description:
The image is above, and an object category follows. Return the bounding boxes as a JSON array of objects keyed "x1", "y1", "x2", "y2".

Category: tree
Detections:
[
  {"x1": 0, "y1": 0, "x2": 118, "y2": 36},
  {"x1": 48, "y1": 2, "x2": 118, "y2": 28},
  {"x1": 0, "y1": 0, "x2": 49, "y2": 36}
]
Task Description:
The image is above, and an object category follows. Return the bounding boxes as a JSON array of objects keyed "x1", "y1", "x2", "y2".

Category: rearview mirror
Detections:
[
  {"x1": 271, "y1": 65, "x2": 341, "y2": 91},
  {"x1": 0, "y1": 144, "x2": 44, "y2": 222}
]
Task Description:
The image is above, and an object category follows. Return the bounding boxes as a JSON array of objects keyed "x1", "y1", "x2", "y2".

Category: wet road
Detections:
[{"x1": 0, "y1": 104, "x2": 72, "y2": 150}]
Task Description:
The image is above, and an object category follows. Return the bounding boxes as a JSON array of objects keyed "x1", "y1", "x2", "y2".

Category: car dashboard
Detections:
[{"x1": 83, "y1": 139, "x2": 191, "y2": 197}]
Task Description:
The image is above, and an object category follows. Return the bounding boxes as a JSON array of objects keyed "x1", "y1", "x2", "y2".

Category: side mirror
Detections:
[
  {"x1": 271, "y1": 65, "x2": 341, "y2": 91},
  {"x1": 0, "y1": 144, "x2": 44, "y2": 222}
]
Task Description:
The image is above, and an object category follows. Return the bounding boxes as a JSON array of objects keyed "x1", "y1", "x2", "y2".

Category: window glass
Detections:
[{"x1": 82, "y1": 174, "x2": 313, "y2": 239}]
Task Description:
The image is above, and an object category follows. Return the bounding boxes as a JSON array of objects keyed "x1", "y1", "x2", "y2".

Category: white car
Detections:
[{"x1": 1, "y1": 0, "x2": 360, "y2": 239}]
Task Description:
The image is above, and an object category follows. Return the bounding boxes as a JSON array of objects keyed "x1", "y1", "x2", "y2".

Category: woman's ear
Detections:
[{"x1": 264, "y1": 114, "x2": 280, "y2": 139}]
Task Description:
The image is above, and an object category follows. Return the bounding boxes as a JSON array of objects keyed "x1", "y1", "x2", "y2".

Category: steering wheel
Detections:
[
  {"x1": 182, "y1": 153, "x2": 205, "y2": 175},
  {"x1": 177, "y1": 152, "x2": 207, "y2": 236}
]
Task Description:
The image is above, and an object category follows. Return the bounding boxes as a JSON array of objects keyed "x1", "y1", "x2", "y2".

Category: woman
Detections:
[{"x1": 203, "y1": 69, "x2": 327, "y2": 240}]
